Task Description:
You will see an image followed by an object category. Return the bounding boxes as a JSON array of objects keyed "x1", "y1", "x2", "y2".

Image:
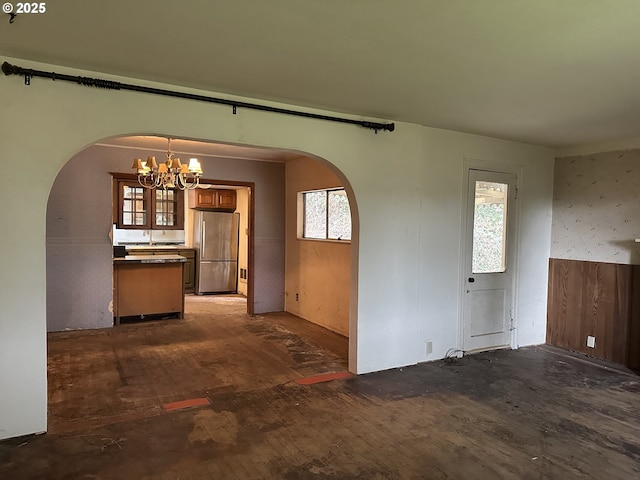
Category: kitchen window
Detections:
[
  {"x1": 299, "y1": 188, "x2": 351, "y2": 241},
  {"x1": 113, "y1": 175, "x2": 184, "y2": 230}
]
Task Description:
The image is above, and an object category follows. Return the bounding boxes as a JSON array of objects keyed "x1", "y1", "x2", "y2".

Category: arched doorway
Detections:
[
  {"x1": 45, "y1": 134, "x2": 358, "y2": 330},
  {"x1": 45, "y1": 134, "x2": 359, "y2": 431}
]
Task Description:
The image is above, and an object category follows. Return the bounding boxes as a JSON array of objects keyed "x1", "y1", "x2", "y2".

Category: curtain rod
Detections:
[{"x1": 2, "y1": 61, "x2": 395, "y2": 133}]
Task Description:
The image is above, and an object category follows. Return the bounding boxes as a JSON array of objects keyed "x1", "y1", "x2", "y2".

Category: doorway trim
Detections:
[
  {"x1": 198, "y1": 178, "x2": 256, "y2": 315},
  {"x1": 458, "y1": 158, "x2": 523, "y2": 353}
]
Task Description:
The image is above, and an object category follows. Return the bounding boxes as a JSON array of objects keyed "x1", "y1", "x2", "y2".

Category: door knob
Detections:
[{"x1": 468, "y1": 277, "x2": 475, "y2": 283}]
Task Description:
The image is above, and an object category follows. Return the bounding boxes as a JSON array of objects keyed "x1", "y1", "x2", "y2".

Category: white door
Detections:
[{"x1": 462, "y1": 169, "x2": 517, "y2": 353}]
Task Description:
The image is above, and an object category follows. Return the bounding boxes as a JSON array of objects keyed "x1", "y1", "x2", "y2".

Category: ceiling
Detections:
[
  {"x1": 98, "y1": 136, "x2": 302, "y2": 163},
  {"x1": 2, "y1": 0, "x2": 640, "y2": 149}
]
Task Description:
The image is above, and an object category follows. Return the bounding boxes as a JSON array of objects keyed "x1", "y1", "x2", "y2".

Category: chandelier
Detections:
[{"x1": 132, "y1": 138, "x2": 203, "y2": 190}]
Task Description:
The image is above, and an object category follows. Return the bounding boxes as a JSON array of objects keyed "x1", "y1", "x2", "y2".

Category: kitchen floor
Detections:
[{"x1": 1, "y1": 298, "x2": 639, "y2": 479}]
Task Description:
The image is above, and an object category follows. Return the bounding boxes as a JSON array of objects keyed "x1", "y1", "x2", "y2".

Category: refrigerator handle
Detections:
[{"x1": 202, "y1": 221, "x2": 206, "y2": 253}]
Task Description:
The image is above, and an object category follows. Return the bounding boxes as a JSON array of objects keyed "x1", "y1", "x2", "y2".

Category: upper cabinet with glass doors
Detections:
[{"x1": 113, "y1": 175, "x2": 184, "y2": 230}]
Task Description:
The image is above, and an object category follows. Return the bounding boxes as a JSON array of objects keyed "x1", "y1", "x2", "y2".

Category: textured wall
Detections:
[
  {"x1": 552, "y1": 150, "x2": 640, "y2": 264},
  {"x1": 47, "y1": 144, "x2": 285, "y2": 332}
]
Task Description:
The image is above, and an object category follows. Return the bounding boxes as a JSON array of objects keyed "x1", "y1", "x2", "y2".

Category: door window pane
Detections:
[{"x1": 472, "y1": 181, "x2": 508, "y2": 274}]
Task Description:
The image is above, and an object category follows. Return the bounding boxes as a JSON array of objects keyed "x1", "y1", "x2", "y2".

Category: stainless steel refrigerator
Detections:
[{"x1": 193, "y1": 211, "x2": 239, "y2": 294}]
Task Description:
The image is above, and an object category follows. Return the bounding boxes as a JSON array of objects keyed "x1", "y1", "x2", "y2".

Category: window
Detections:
[
  {"x1": 299, "y1": 188, "x2": 351, "y2": 241},
  {"x1": 113, "y1": 175, "x2": 184, "y2": 230},
  {"x1": 471, "y1": 181, "x2": 508, "y2": 273}
]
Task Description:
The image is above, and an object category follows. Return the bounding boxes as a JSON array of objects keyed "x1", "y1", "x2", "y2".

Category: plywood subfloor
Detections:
[{"x1": 1, "y1": 296, "x2": 639, "y2": 479}]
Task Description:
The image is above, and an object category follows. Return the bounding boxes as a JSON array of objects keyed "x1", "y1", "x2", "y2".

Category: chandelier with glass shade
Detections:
[{"x1": 132, "y1": 138, "x2": 203, "y2": 190}]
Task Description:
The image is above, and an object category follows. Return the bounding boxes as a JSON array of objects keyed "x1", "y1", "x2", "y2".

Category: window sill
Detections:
[{"x1": 297, "y1": 237, "x2": 351, "y2": 244}]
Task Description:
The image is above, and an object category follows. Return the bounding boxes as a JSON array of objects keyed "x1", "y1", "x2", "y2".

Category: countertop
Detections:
[
  {"x1": 113, "y1": 254, "x2": 187, "y2": 264},
  {"x1": 121, "y1": 245, "x2": 195, "y2": 251}
]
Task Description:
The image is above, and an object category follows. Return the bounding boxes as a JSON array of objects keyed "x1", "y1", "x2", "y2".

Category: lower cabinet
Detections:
[
  {"x1": 113, "y1": 260, "x2": 185, "y2": 324},
  {"x1": 126, "y1": 248, "x2": 197, "y2": 293},
  {"x1": 179, "y1": 249, "x2": 197, "y2": 293}
]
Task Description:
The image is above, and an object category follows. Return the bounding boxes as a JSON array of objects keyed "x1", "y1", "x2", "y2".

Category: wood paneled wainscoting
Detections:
[{"x1": 547, "y1": 258, "x2": 640, "y2": 369}]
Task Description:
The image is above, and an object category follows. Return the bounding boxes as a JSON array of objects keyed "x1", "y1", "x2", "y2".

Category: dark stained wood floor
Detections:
[{"x1": 1, "y1": 295, "x2": 639, "y2": 479}]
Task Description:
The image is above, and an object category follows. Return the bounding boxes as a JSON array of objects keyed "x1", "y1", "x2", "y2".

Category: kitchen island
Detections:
[
  {"x1": 113, "y1": 254, "x2": 186, "y2": 325},
  {"x1": 123, "y1": 246, "x2": 197, "y2": 293}
]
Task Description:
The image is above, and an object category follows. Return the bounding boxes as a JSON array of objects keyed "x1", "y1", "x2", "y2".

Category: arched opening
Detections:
[{"x1": 45, "y1": 133, "x2": 359, "y2": 431}]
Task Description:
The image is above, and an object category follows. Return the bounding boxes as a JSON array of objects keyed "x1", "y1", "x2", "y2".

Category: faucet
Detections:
[{"x1": 142, "y1": 229, "x2": 153, "y2": 245}]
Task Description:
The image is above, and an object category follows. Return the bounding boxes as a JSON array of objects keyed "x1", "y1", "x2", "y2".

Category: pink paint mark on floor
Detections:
[
  {"x1": 163, "y1": 397, "x2": 210, "y2": 411},
  {"x1": 296, "y1": 371, "x2": 353, "y2": 385}
]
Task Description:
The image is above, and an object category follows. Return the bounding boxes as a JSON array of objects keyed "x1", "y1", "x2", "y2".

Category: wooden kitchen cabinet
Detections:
[
  {"x1": 177, "y1": 249, "x2": 196, "y2": 293},
  {"x1": 125, "y1": 248, "x2": 197, "y2": 293},
  {"x1": 216, "y1": 190, "x2": 237, "y2": 210},
  {"x1": 113, "y1": 256, "x2": 185, "y2": 324},
  {"x1": 189, "y1": 189, "x2": 236, "y2": 211},
  {"x1": 112, "y1": 175, "x2": 184, "y2": 230}
]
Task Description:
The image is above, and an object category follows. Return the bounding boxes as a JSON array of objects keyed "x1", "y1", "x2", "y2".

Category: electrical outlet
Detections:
[
  {"x1": 426, "y1": 340, "x2": 432, "y2": 355},
  {"x1": 586, "y1": 335, "x2": 596, "y2": 348}
]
